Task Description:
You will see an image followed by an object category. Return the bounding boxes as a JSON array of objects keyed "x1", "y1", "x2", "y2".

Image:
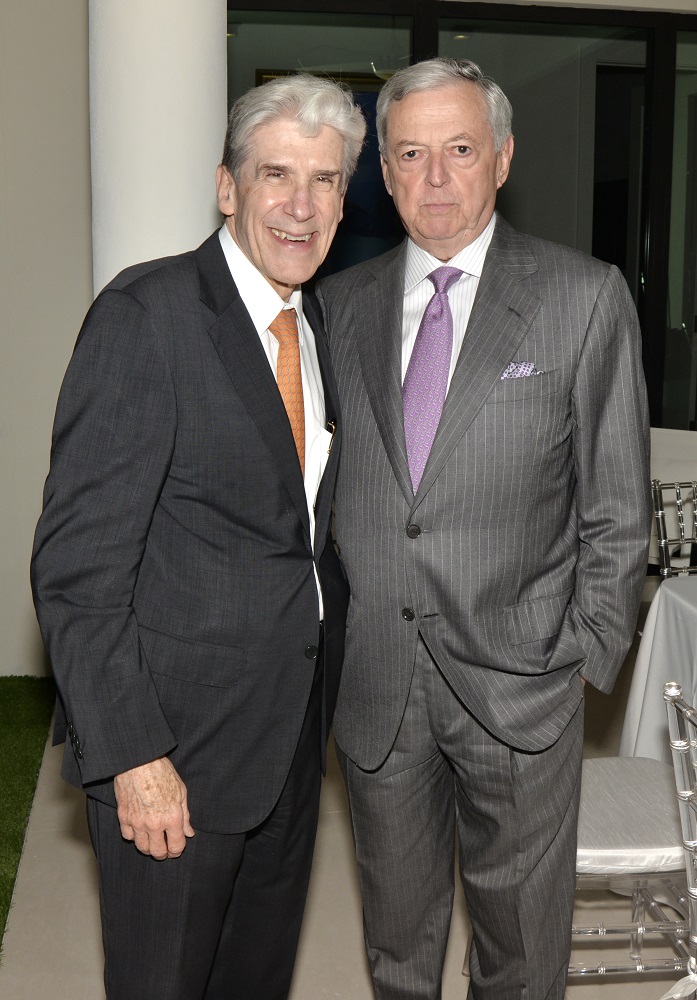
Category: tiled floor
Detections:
[{"x1": 0, "y1": 587, "x2": 685, "y2": 999}]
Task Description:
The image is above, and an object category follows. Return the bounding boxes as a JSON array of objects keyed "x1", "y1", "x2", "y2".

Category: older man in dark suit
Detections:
[
  {"x1": 31, "y1": 74, "x2": 365, "y2": 1000},
  {"x1": 316, "y1": 58, "x2": 650, "y2": 1000}
]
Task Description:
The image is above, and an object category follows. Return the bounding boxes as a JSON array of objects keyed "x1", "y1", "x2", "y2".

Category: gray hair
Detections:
[
  {"x1": 222, "y1": 73, "x2": 367, "y2": 190},
  {"x1": 376, "y1": 58, "x2": 512, "y2": 154}
]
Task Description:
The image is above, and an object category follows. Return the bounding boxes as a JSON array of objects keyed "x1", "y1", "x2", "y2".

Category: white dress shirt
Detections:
[
  {"x1": 218, "y1": 224, "x2": 331, "y2": 614},
  {"x1": 401, "y1": 213, "x2": 496, "y2": 387}
]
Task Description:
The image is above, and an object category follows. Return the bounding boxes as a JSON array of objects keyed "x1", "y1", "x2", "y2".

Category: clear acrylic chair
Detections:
[
  {"x1": 652, "y1": 480, "x2": 697, "y2": 577},
  {"x1": 568, "y1": 755, "x2": 688, "y2": 980},
  {"x1": 662, "y1": 681, "x2": 697, "y2": 997}
]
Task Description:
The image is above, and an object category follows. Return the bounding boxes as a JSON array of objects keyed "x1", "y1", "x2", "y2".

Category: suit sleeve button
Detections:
[
  {"x1": 406, "y1": 524, "x2": 421, "y2": 538},
  {"x1": 305, "y1": 645, "x2": 319, "y2": 659},
  {"x1": 401, "y1": 608, "x2": 415, "y2": 622}
]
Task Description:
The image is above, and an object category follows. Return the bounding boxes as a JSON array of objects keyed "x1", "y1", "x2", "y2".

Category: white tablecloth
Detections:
[{"x1": 618, "y1": 576, "x2": 697, "y2": 764}]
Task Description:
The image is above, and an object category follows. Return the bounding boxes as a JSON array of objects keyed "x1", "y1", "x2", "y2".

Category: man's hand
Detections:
[{"x1": 113, "y1": 757, "x2": 195, "y2": 860}]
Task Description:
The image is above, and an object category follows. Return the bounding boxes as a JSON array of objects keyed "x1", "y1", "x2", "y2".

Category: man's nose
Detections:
[
  {"x1": 425, "y1": 152, "x2": 448, "y2": 187},
  {"x1": 285, "y1": 183, "x2": 314, "y2": 220}
]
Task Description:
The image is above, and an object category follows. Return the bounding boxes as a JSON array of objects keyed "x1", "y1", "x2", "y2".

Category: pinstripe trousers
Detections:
[{"x1": 337, "y1": 638, "x2": 583, "y2": 1000}]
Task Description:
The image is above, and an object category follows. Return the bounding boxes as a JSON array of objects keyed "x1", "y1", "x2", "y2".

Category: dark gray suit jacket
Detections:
[
  {"x1": 32, "y1": 232, "x2": 348, "y2": 833},
  {"x1": 316, "y1": 215, "x2": 650, "y2": 769}
]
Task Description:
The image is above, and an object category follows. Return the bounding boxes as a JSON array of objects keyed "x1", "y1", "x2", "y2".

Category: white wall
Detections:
[{"x1": 0, "y1": 1, "x2": 92, "y2": 677}]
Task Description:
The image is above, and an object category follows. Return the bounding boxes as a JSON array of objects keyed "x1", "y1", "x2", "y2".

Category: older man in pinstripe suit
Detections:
[{"x1": 316, "y1": 58, "x2": 651, "y2": 999}]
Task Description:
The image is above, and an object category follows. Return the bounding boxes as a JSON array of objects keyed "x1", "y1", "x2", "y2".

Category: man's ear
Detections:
[
  {"x1": 216, "y1": 164, "x2": 237, "y2": 217},
  {"x1": 380, "y1": 155, "x2": 393, "y2": 197},
  {"x1": 496, "y1": 135, "x2": 514, "y2": 190}
]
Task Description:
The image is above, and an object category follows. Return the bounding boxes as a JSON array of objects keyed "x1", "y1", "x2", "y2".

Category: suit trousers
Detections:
[
  {"x1": 86, "y1": 651, "x2": 324, "y2": 1000},
  {"x1": 337, "y1": 638, "x2": 583, "y2": 1000}
]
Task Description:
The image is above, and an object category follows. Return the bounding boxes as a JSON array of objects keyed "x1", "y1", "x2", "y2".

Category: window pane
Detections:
[
  {"x1": 227, "y1": 11, "x2": 412, "y2": 273},
  {"x1": 228, "y1": 11, "x2": 411, "y2": 101},
  {"x1": 664, "y1": 32, "x2": 697, "y2": 429},
  {"x1": 438, "y1": 19, "x2": 647, "y2": 301}
]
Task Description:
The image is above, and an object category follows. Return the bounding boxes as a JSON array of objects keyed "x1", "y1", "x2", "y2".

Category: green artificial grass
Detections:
[{"x1": 0, "y1": 676, "x2": 55, "y2": 950}]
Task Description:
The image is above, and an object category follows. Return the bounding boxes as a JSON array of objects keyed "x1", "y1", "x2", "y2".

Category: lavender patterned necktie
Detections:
[{"x1": 403, "y1": 266, "x2": 462, "y2": 491}]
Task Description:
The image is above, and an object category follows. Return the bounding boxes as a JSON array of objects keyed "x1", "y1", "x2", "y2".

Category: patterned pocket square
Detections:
[{"x1": 500, "y1": 361, "x2": 544, "y2": 380}]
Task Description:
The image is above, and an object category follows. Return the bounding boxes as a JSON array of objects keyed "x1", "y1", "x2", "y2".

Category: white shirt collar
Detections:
[
  {"x1": 218, "y1": 223, "x2": 304, "y2": 341},
  {"x1": 404, "y1": 212, "x2": 497, "y2": 292}
]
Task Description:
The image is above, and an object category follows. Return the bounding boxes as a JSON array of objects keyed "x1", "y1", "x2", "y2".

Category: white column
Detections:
[{"x1": 89, "y1": 0, "x2": 227, "y2": 294}]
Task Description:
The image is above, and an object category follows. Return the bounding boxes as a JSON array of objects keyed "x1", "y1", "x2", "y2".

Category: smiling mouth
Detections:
[{"x1": 271, "y1": 228, "x2": 313, "y2": 242}]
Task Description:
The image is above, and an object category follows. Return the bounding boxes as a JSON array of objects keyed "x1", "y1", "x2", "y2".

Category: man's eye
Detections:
[
  {"x1": 402, "y1": 150, "x2": 418, "y2": 159},
  {"x1": 455, "y1": 146, "x2": 470, "y2": 155}
]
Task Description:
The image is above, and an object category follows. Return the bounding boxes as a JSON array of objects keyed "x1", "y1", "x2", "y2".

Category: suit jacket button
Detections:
[
  {"x1": 401, "y1": 608, "x2": 415, "y2": 622},
  {"x1": 305, "y1": 645, "x2": 319, "y2": 659},
  {"x1": 406, "y1": 524, "x2": 421, "y2": 538}
]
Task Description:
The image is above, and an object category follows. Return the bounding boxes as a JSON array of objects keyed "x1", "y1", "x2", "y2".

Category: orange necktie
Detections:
[{"x1": 269, "y1": 308, "x2": 305, "y2": 474}]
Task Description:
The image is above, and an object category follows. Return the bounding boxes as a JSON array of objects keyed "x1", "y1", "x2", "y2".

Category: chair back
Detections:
[
  {"x1": 653, "y1": 480, "x2": 697, "y2": 577},
  {"x1": 664, "y1": 680, "x2": 697, "y2": 983}
]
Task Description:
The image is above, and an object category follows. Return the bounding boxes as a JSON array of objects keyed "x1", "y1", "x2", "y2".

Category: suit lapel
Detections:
[
  {"x1": 415, "y1": 218, "x2": 542, "y2": 502},
  {"x1": 304, "y1": 293, "x2": 340, "y2": 552},
  {"x1": 194, "y1": 234, "x2": 311, "y2": 539},
  {"x1": 356, "y1": 243, "x2": 414, "y2": 503}
]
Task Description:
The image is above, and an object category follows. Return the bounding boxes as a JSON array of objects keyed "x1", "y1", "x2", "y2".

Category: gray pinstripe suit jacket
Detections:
[
  {"x1": 32, "y1": 232, "x2": 349, "y2": 833},
  {"x1": 316, "y1": 215, "x2": 651, "y2": 769}
]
